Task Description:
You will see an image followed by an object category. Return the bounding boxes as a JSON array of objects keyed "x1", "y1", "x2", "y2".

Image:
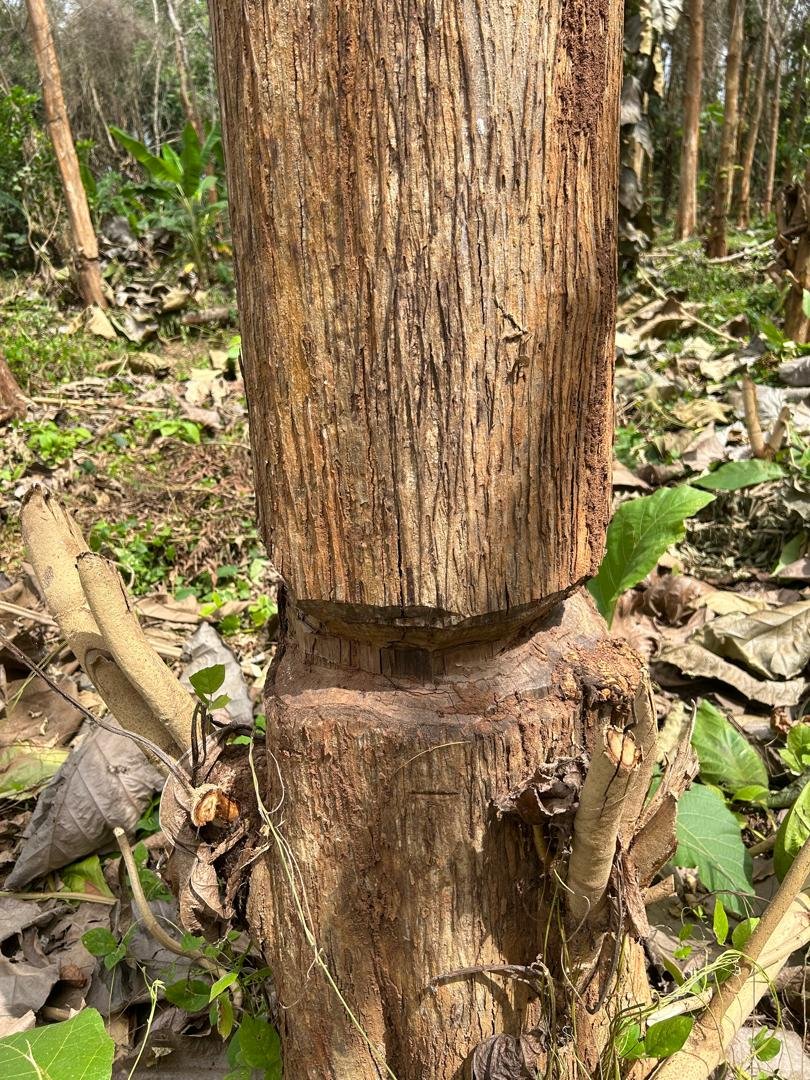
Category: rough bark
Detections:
[
  {"x1": 762, "y1": 41, "x2": 783, "y2": 218},
  {"x1": 247, "y1": 595, "x2": 650, "y2": 1078},
  {"x1": 674, "y1": 0, "x2": 705, "y2": 239},
  {"x1": 0, "y1": 352, "x2": 28, "y2": 423},
  {"x1": 209, "y1": 0, "x2": 621, "y2": 646},
  {"x1": 209, "y1": 0, "x2": 635, "y2": 1075},
  {"x1": 736, "y1": 0, "x2": 772, "y2": 227},
  {"x1": 782, "y1": 161, "x2": 810, "y2": 343},
  {"x1": 707, "y1": 0, "x2": 745, "y2": 257},
  {"x1": 25, "y1": 0, "x2": 105, "y2": 308},
  {"x1": 783, "y1": 30, "x2": 806, "y2": 187}
]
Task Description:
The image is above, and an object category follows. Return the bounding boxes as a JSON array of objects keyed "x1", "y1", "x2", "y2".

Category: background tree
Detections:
[
  {"x1": 707, "y1": 0, "x2": 745, "y2": 257},
  {"x1": 24, "y1": 0, "x2": 104, "y2": 306},
  {"x1": 736, "y1": 0, "x2": 773, "y2": 227},
  {"x1": 674, "y1": 0, "x2": 705, "y2": 237}
]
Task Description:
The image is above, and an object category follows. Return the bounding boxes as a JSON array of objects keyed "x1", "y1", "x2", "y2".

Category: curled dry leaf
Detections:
[
  {"x1": 701, "y1": 602, "x2": 810, "y2": 680},
  {"x1": 5, "y1": 724, "x2": 163, "y2": 890},
  {"x1": 656, "y1": 643, "x2": 807, "y2": 707}
]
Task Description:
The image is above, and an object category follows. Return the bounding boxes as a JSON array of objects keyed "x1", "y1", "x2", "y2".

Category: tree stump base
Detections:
[{"x1": 247, "y1": 590, "x2": 650, "y2": 1078}]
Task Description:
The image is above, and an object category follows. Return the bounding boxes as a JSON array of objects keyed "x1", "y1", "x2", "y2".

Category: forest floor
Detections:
[{"x1": 1, "y1": 225, "x2": 810, "y2": 1076}]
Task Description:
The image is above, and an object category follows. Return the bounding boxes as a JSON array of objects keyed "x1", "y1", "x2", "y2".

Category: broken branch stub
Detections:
[
  {"x1": 20, "y1": 486, "x2": 183, "y2": 756},
  {"x1": 76, "y1": 552, "x2": 195, "y2": 751},
  {"x1": 566, "y1": 725, "x2": 643, "y2": 927}
]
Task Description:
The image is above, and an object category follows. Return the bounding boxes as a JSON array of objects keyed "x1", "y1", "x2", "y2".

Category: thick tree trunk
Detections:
[
  {"x1": 675, "y1": 0, "x2": 705, "y2": 239},
  {"x1": 737, "y1": 0, "x2": 772, "y2": 227},
  {"x1": 25, "y1": 0, "x2": 105, "y2": 308},
  {"x1": 707, "y1": 0, "x2": 745, "y2": 257},
  {"x1": 209, "y1": 0, "x2": 643, "y2": 1075}
]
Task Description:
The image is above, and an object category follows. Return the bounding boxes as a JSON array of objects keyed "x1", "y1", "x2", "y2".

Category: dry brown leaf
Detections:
[{"x1": 657, "y1": 643, "x2": 807, "y2": 707}]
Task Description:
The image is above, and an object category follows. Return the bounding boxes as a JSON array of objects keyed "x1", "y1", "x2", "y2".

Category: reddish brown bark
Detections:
[{"x1": 208, "y1": 0, "x2": 649, "y2": 1075}]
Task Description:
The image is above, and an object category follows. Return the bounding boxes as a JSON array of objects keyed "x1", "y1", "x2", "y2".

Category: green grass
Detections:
[{"x1": 0, "y1": 291, "x2": 133, "y2": 391}]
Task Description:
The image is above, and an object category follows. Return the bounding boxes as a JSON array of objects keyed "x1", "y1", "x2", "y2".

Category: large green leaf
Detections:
[
  {"x1": 588, "y1": 485, "x2": 715, "y2": 624},
  {"x1": 692, "y1": 459, "x2": 784, "y2": 491},
  {"x1": 674, "y1": 783, "x2": 754, "y2": 915},
  {"x1": 774, "y1": 781, "x2": 810, "y2": 881},
  {"x1": 0, "y1": 1009, "x2": 114, "y2": 1080},
  {"x1": 179, "y1": 123, "x2": 202, "y2": 195},
  {"x1": 691, "y1": 701, "x2": 768, "y2": 796},
  {"x1": 109, "y1": 126, "x2": 178, "y2": 187}
]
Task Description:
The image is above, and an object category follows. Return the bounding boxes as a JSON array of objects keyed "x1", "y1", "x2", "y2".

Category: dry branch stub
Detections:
[{"x1": 20, "y1": 486, "x2": 185, "y2": 756}]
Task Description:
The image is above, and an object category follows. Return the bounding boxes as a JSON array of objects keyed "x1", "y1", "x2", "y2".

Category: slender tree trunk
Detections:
[
  {"x1": 209, "y1": 1, "x2": 659, "y2": 1076},
  {"x1": 707, "y1": 0, "x2": 745, "y2": 256},
  {"x1": 166, "y1": 0, "x2": 204, "y2": 142},
  {"x1": 737, "y1": 0, "x2": 772, "y2": 226},
  {"x1": 675, "y1": 0, "x2": 705, "y2": 238},
  {"x1": 783, "y1": 30, "x2": 806, "y2": 187},
  {"x1": 783, "y1": 160, "x2": 810, "y2": 342},
  {"x1": 24, "y1": 0, "x2": 105, "y2": 307},
  {"x1": 763, "y1": 39, "x2": 784, "y2": 218}
]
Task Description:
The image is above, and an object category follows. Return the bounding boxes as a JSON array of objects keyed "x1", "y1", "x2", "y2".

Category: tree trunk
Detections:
[
  {"x1": 762, "y1": 41, "x2": 783, "y2": 218},
  {"x1": 737, "y1": 0, "x2": 772, "y2": 227},
  {"x1": 707, "y1": 0, "x2": 745, "y2": 257},
  {"x1": 25, "y1": 0, "x2": 105, "y2": 308},
  {"x1": 783, "y1": 29, "x2": 806, "y2": 187},
  {"x1": 209, "y1": 1, "x2": 650, "y2": 1076},
  {"x1": 783, "y1": 161, "x2": 810, "y2": 342},
  {"x1": 0, "y1": 352, "x2": 28, "y2": 423},
  {"x1": 674, "y1": 0, "x2": 705, "y2": 239},
  {"x1": 166, "y1": 0, "x2": 204, "y2": 142}
]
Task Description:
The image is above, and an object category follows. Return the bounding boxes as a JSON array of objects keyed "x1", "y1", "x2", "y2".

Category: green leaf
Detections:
[
  {"x1": 774, "y1": 780, "x2": 810, "y2": 880},
  {"x1": 674, "y1": 784, "x2": 754, "y2": 916},
  {"x1": 802, "y1": 288, "x2": 810, "y2": 320},
  {"x1": 103, "y1": 942, "x2": 127, "y2": 970},
  {"x1": 189, "y1": 664, "x2": 226, "y2": 697},
  {"x1": 713, "y1": 898, "x2": 729, "y2": 945},
  {"x1": 216, "y1": 994, "x2": 235, "y2": 1040},
  {"x1": 238, "y1": 1015, "x2": 282, "y2": 1073},
  {"x1": 615, "y1": 1021, "x2": 646, "y2": 1060},
  {"x1": 732, "y1": 917, "x2": 759, "y2": 951},
  {"x1": 751, "y1": 1029, "x2": 781, "y2": 1062},
  {"x1": 691, "y1": 701, "x2": 768, "y2": 794},
  {"x1": 780, "y1": 723, "x2": 810, "y2": 775},
  {"x1": 61, "y1": 855, "x2": 114, "y2": 898},
  {"x1": 774, "y1": 535, "x2": 805, "y2": 575},
  {"x1": 179, "y1": 122, "x2": 202, "y2": 195},
  {"x1": 164, "y1": 978, "x2": 212, "y2": 1013},
  {"x1": 643, "y1": 1016, "x2": 694, "y2": 1058},
  {"x1": 692, "y1": 459, "x2": 784, "y2": 491},
  {"x1": 0, "y1": 744, "x2": 69, "y2": 799},
  {"x1": 732, "y1": 783, "x2": 769, "y2": 805},
  {"x1": 588, "y1": 485, "x2": 715, "y2": 624},
  {"x1": 0, "y1": 1008, "x2": 114, "y2": 1080},
  {"x1": 110, "y1": 126, "x2": 177, "y2": 187},
  {"x1": 82, "y1": 928, "x2": 118, "y2": 957},
  {"x1": 209, "y1": 970, "x2": 239, "y2": 1002}
]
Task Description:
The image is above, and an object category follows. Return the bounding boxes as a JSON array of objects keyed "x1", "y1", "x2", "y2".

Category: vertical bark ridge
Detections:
[{"x1": 210, "y1": 0, "x2": 622, "y2": 639}]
